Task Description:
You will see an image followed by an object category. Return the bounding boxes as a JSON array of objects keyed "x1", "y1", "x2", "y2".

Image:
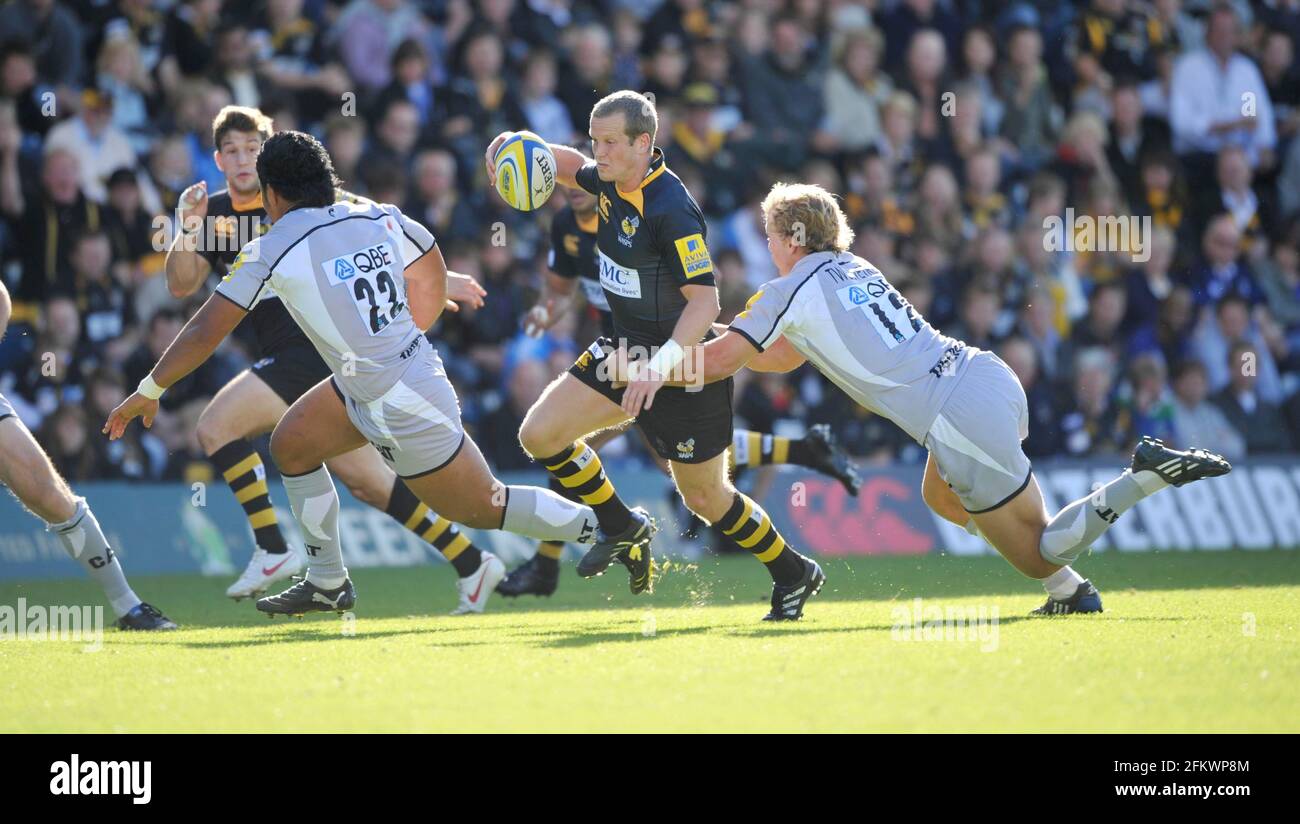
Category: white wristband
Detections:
[
  {"x1": 137, "y1": 374, "x2": 166, "y2": 400},
  {"x1": 646, "y1": 339, "x2": 685, "y2": 378}
]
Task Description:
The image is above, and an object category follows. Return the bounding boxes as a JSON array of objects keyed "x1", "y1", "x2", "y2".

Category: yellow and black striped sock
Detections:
[
  {"x1": 385, "y1": 478, "x2": 482, "y2": 577},
  {"x1": 536, "y1": 541, "x2": 564, "y2": 569},
  {"x1": 730, "y1": 430, "x2": 815, "y2": 472},
  {"x1": 719, "y1": 492, "x2": 804, "y2": 585},
  {"x1": 538, "y1": 441, "x2": 633, "y2": 535},
  {"x1": 210, "y1": 440, "x2": 287, "y2": 554}
]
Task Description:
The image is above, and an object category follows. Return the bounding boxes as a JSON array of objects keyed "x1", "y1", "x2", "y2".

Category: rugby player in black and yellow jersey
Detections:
[
  {"x1": 486, "y1": 91, "x2": 823, "y2": 612},
  {"x1": 499, "y1": 172, "x2": 861, "y2": 599},
  {"x1": 164, "y1": 106, "x2": 507, "y2": 615}
]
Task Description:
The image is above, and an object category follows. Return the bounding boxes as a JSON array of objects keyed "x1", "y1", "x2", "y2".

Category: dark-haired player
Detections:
[
  {"x1": 107, "y1": 131, "x2": 605, "y2": 617},
  {"x1": 164, "y1": 107, "x2": 501, "y2": 614}
]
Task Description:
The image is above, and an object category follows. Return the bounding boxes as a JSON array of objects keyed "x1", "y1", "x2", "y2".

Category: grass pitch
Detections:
[{"x1": 2, "y1": 551, "x2": 1297, "y2": 732}]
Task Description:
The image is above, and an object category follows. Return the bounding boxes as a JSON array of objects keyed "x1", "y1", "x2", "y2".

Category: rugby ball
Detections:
[{"x1": 494, "y1": 131, "x2": 556, "y2": 212}]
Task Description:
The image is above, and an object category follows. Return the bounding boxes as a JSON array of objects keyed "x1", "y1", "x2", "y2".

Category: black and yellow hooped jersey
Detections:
[{"x1": 573, "y1": 148, "x2": 715, "y2": 350}]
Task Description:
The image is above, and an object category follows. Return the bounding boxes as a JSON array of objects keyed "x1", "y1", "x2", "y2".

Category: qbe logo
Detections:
[{"x1": 49, "y1": 754, "x2": 151, "y2": 804}]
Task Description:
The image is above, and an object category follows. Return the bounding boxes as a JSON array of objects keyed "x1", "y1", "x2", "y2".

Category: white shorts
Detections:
[
  {"x1": 334, "y1": 353, "x2": 465, "y2": 479},
  {"x1": 923, "y1": 351, "x2": 1033, "y2": 513}
]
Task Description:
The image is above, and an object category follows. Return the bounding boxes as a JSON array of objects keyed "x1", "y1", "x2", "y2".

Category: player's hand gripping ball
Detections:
[{"x1": 493, "y1": 131, "x2": 556, "y2": 212}]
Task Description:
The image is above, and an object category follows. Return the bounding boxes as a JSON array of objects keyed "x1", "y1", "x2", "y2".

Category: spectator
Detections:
[
  {"x1": 252, "y1": 0, "x2": 351, "y2": 127},
  {"x1": 815, "y1": 27, "x2": 890, "y2": 156},
  {"x1": 329, "y1": 0, "x2": 435, "y2": 97},
  {"x1": 878, "y1": 0, "x2": 961, "y2": 77},
  {"x1": 1183, "y1": 212, "x2": 1262, "y2": 306},
  {"x1": 1211, "y1": 340, "x2": 1293, "y2": 452},
  {"x1": 158, "y1": 0, "x2": 224, "y2": 95},
  {"x1": 1170, "y1": 3, "x2": 1276, "y2": 169},
  {"x1": 1255, "y1": 218, "x2": 1300, "y2": 335},
  {"x1": 1129, "y1": 284, "x2": 1198, "y2": 368},
  {"x1": 95, "y1": 32, "x2": 160, "y2": 156},
  {"x1": 405, "y1": 148, "x2": 483, "y2": 243},
  {"x1": 43, "y1": 88, "x2": 138, "y2": 203},
  {"x1": 1061, "y1": 280, "x2": 1129, "y2": 368},
  {"x1": 518, "y1": 49, "x2": 575, "y2": 145},
  {"x1": 740, "y1": 14, "x2": 824, "y2": 170},
  {"x1": 946, "y1": 283, "x2": 1002, "y2": 351},
  {"x1": 4, "y1": 147, "x2": 100, "y2": 306},
  {"x1": 1122, "y1": 225, "x2": 1178, "y2": 334},
  {"x1": 1171, "y1": 358, "x2": 1246, "y2": 460},
  {"x1": 1114, "y1": 352, "x2": 1178, "y2": 450},
  {"x1": 558, "y1": 23, "x2": 614, "y2": 129},
  {"x1": 0, "y1": 40, "x2": 52, "y2": 139},
  {"x1": 123, "y1": 308, "x2": 235, "y2": 413},
  {"x1": 1190, "y1": 145, "x2": 1274, "y2": 260},
  {"x1": 999, "y1": 335, "x2": 1062, "y2": 458},
  {"x1": 1106, "y1": 79, "x2": 1171, "y2": 210},
  {"x1": 0, "y1": 0, "x2": 83, "y2": 90},
  {"x1": 1192, "y1": 293, "x2": 1284, "y2": 402},
  {"x1": 998, "y1": 24, "x2": 1057, "y2": 169},
  {"x1": 1060, "y1": 346, "x2": 1126, "y2": 457}
]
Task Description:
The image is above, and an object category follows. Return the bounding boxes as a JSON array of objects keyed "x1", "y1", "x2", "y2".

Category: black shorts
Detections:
[
  {"x1": 568, "y1": 337, "x2": 734, "y2": 464},
  {"x1": 249, "y1": 345, "x2": 332, "y2": 406}
]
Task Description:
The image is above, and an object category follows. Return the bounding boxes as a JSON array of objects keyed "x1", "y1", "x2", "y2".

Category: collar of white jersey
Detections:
[{"x1": 789, "y1": 250, "x2": 842, "y2": 279}]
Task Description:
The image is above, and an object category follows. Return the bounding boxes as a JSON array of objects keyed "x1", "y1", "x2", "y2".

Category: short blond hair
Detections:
[
  {"x1": 591, "y1": 90, "x2": 657, "y2": 145},
  {"x1": 761, "y1": 182, "x2": 855, "y2": 254}
]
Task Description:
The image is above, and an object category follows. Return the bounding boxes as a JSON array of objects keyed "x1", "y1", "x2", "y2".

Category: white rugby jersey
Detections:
[
  {"x1": 216, "y1": 199, "x2": 436, "y2": 403},
  {"x1": 728, "y1": 251, "x2": 977, "y2": 445}
]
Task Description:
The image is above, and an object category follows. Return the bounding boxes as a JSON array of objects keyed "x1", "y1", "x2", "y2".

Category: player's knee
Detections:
[
  {"x1": 195, "y1": 406, "x2": 234, "y2": 454},
  {"x1": 517, "y1": 415, "x2": 556, "y2": 459},
  {"x1": 269, "y1": 426, "x2": 312, "y2": 476},
  {"x1": 680, "y1": 485, "x2": 729, "y2": 522}
]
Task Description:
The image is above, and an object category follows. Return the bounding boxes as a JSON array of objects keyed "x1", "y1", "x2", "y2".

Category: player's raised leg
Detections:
[
  {"x1": 518, "y1": 368, "x2": 658, "y2": 586},
  {"x1": 0, "y1": 403, "x2": 176, "y2": 630},
  {"x1": 197, "y1": 370, "x2": 304, "y2": 600},
  {"x1": 925, "y1": 354, "x2": 1231, "y2": 614},
  {"x1": 325, "y1": 444, "x2": 504, "y2": 615},
  {"x1": 671, "y1": 451, "x2": 823, "y2": 619},
  {"x1": 519, "y1": 371, "x2": 638, "y2": 532},
  {"x1": 498, "y1": 421, "x2": 632, "y2": 598}
]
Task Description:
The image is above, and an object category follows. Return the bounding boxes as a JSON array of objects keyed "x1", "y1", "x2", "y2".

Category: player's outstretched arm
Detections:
[
  {"x1": 745, "y1": 335, "x2": 806, "y2": 373},
  {"x1": 621, "y1": 283, "x2": 720, "y2": 416},
  {"x1": 406, "y1": 243, "x2": 450, "y2": 332},
  {"x1": 102, "y1": 293, "x2": 247, "y2": 440},
  {"x1": 608, "y1": 328, "x2": 758, "y2": 390}
]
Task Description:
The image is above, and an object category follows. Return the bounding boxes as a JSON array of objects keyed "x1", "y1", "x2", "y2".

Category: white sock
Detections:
[
  {"x1": 1040, "y1": 565, "x2": 1085, "y2": 600},
  {"x1": 281, "y1": 466, "x2": 348, "y2": 590},
  {"x1": 50, "y1": 498, "x2": 142, "y2": 618}
]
